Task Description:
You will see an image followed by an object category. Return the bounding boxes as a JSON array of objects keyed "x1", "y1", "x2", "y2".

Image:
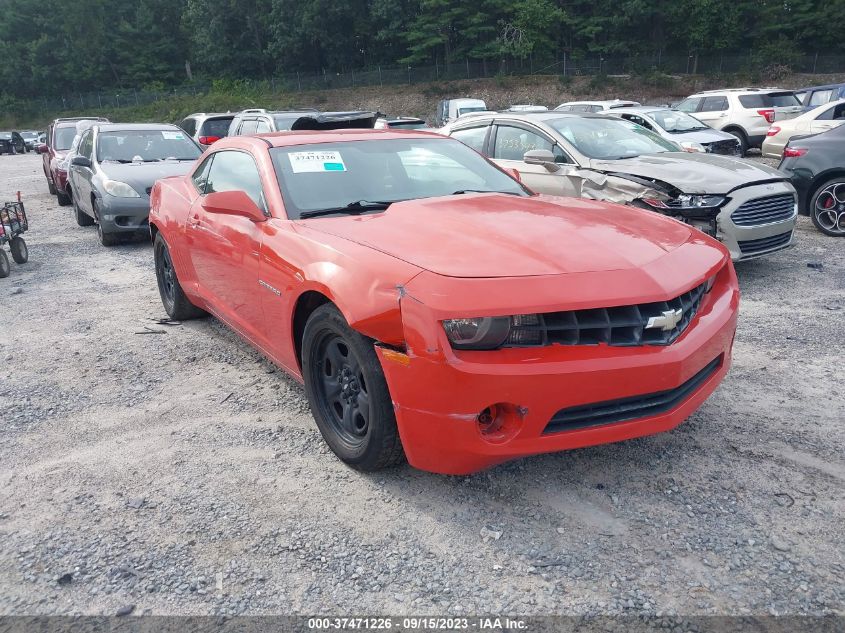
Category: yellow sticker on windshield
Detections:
[{"x1": 289, "y1": 151, "x2": 347, "y2": 173}]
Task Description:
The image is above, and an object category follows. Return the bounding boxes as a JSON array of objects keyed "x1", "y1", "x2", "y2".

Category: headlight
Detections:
[
  {"x1": 679, "y1": 141, "x2": 706, "y2": 153},
  {"x1": 443, "y1": 314, "x2": 545, "y2": 350},
  {"x1": 103, "y1": 179, "x2": 140, "y2": 198},
  {"x1": 443, "y1": 317, "x2": 511, "y2": 350},
  {"x1": 643, "y1": 194, "x2": 725, "y2": 210}
]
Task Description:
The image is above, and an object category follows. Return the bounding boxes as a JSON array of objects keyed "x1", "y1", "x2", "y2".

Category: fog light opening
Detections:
[{"x1": 477, "y1": 403, "x2": 522, "y2": 444}]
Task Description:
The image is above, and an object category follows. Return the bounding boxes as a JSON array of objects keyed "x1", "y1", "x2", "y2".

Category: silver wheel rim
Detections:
[{"x1": 815, "y1": 182, "x2": 845, "y2": 235}]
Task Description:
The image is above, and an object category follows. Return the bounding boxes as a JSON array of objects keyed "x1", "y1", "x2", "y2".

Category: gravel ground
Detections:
[{"x1": 0, "y1": 152, "x2": 843, "y2": 617}]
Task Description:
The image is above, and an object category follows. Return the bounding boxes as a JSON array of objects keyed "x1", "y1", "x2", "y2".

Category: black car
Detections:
[
  {"x1": 0, "y1": 131, "x2": 26, "y2": 155},
  {"x1": 779, "y1": 124, "x2": 845, "y2": 237}
]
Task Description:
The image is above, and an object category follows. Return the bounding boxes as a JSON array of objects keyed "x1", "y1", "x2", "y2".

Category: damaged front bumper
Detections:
[{"x1": 376, "y1": 250, "x2": 739, "y2": 475}]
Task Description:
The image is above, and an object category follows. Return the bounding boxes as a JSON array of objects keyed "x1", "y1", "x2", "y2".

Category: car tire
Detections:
[
  {"x1": 73, "y1": 194, "x2": 94, "y2": 227},
  {"x1": 10, "y1": 237, "x2": 27, "y2": 264},
  {"x1": 725, "y1": 128, "x2": 748, "y2": 156},
  {"x1": 302, "y1": 303, "x2": 405, "y2": 471},
  {"x1": 56, "y1": 190, "x2": 72, "y2": 206},
  {"x1": 47, "y1": 175, "x2": 57, "y2": 195},
  {"x1": 809, "y1": 177, "x2": 845, "y2": 237},
  {"x1": 153, "y1": 233, "x2": 206, "y2": 320},
  {"x1": 0, "y1": 250, "x2": 9, "y2": 278},
  {"x1": 92, "y1": 198, "x2": 119, "y2": 246}
]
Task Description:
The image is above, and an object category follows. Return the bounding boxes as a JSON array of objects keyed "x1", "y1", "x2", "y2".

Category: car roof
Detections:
[
  {"x1": 688, "y1": 87, "x2": 791, "y2": 97},
  {"x1": 603, "y1": 106, "x2": 675, "y2": 114},
  {"x1": 451, "y1": 112, "x2": 607, "y2": 124},
  {"x1": 94, "y1": 123, "x2": 183, "y2": 132},
  {"x1": 186, "y1": 112, "x2": 234, "y2": 119},
  {"x1": 216, "y1": 128, "x2": 444, "y2": 149},
  {"x1": 559, "y1": 100, "x2": 638, "y2": 106}
]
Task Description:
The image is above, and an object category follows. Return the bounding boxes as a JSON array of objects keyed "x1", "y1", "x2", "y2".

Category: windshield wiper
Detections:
[
  {"x1": 450, "y1": 189, "x2": 521, "y2": 196},
  {"x1": 102, "y1": 158, "x2": 133, "y2": 163},
  {"x1": 299, "y1": 199, "x2": 396, "y2": 219}
]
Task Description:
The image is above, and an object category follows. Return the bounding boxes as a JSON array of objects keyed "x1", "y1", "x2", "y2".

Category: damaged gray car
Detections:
[{"x1": 442, "y1": 112, "x2": 797, "y2": 261}]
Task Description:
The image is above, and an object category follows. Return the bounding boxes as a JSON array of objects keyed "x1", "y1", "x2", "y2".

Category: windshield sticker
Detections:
[
  {"x1": 289, "y1": 151, "x2": 347, "y2": 173},
  {"x1": 162, "y1": 131, "x2": 185, "y2": 140}
]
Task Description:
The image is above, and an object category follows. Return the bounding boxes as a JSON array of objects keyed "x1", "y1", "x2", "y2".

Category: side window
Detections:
[
  {"x1": 204, "y1": 150, "x2": 267, "y2": 213},
  {"x1": 255, "y1": 119, "x2": 272, "y2": 134},
  {"x1": 808, "y1": 90, "x2": 833, "y2": 107},
  {"x1": 701, "y1": 96, "x2": 728, "y2": 112},
  {"x1": 79, "y1": 131, "x2": 94, "y2": 159},
  {"x1": 556, "y1": 105, "x2": 572, "y2": 112},
  {"x1": 676, "y1": 97, "x2": 702, "y2": 113},
  {"x1": 451, "y1": 125, "x2": 489, "y2": 153},
  {"x1": 589, "y1": 105, "x2": 603, "y2": 112},
  {"x1": 239, "y1": 119, "x2": 259, "y2": 135},
  {"x1": 834, "y1": 104, "x2": 845, "y2": 120},
  {"x1": 552, "y1": 144, "x2": 573, "y2": 164},
  {"x1": 180, "y1": 118, "x2": 197, "y2": 136},
  {"x1": 623, "y1": 114, "x2": 653, "y2": 130},
  {"x1": 192, "y1": 154, "x2": 214, "y2": 193},
  {"x1": 494, "y1": 125, "x2": 554, "y2": 161}
]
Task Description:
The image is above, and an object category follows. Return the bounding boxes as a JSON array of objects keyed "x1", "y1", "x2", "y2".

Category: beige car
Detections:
[
  {"x1": 442, "y1": 112, "x2": 798, "y2": 261},
  {"x1": 762, "y1": 99, "x2": 845, "y2": 159}
]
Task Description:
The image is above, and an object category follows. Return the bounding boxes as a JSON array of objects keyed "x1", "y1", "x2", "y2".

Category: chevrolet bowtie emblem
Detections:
[{"x1": 646, "y1": 308, "x2": 684, "y2": 331}]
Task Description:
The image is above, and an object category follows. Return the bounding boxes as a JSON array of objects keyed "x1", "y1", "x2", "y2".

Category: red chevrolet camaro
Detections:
[{"x1": 149, "y1": 129, "x2": 739, "y2": 475}]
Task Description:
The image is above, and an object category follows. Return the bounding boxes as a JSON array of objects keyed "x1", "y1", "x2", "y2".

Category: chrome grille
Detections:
[
  {"x1": 505, "y1": 283, "x2": 707, "y2": 348},
  {"x1": 738, "y1": 230, "x2": 793, "y2": 256},
  {"x1": 731, "y1": 194, "x2": 795, "y2": 226}
]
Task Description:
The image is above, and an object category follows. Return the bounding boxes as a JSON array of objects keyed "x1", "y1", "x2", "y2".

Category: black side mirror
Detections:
[{"x1": 71, "y1": 156, "x2": 92, "y2": 168}]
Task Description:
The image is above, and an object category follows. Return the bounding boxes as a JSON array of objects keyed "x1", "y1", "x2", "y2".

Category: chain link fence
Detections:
[{"x1": 20, "y1": 53, "x2": 845, "y2": 118}]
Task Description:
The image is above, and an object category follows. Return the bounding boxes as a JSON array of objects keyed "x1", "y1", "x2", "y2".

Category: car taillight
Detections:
[
  {"x1": 766, "y1": 126, "x2": 781, "y2": 137},
  {"x1": 782, "y1": 147, "x2": 807, "y2": 158},
  {"x1": 198, "y1": 136, "x2": 221, "y2": 145},
  {"x1": 757, "y1": 109, "x2": 775, "y2": 123}
]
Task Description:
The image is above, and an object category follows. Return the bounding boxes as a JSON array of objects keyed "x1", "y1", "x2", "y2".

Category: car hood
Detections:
[
  {"x1": 589, "y1": 152, "x2": 786, "y2": 194},
  {"x1": 299, "y1": 193, "x2": 699, "y2": 278},
  {"x1": 98, "y1": 161, "x2": 197, "y2": 197},
  {"x1": 664, "y1": 129, "x2": 737, "y2": 144}
]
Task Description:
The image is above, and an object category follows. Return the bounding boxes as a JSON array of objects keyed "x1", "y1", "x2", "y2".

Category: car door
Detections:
[
  {"x1": 810, "y1": 102, "x2": 845, "y2": 134},
  {"x1": 73, "y1": 130, "x2": 96, "y2": 214},
  {"x1": 694, "y1": 96, "x2": 729, "y2": 127},
  {"x1": 186, "y1": 149, "x2": 269, "y2": 343},
  {"x1": 489, "y1": 122, "x2": 581, "y2": 197}
]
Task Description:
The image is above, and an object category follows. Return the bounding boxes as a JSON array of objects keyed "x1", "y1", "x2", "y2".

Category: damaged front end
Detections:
[{"x1": 572, "y1": 169, "x2": 723, "y2": 238}]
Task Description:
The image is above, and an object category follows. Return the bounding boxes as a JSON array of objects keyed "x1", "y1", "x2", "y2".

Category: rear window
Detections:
[
  {"x1": 273, "y1": 115, "x2": 303, "y2": 131},
  {"x1": 199, "y1": 118, "x2": 232, "y2": 138},
  {"x1": 739, "y1": 92, "x2": 801, "y2": 108},
  {"x1": 54, "y1": 126, "x2": 77, "y2": 150}
]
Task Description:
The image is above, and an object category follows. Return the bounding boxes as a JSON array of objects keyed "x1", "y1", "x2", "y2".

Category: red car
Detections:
[
  {"x1": 36, "y1": 117, "x2": 108, "y2": 206},
  {"x1": 150, "y1": 130, "x2": 739, "y2": 475}
]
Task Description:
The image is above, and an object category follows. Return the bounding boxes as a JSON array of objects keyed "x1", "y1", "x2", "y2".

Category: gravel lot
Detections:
[{"x1": 0, "y1": 152, "x2": 843, "y2": 618}]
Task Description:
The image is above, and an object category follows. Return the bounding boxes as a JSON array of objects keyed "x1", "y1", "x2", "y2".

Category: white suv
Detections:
[{"x1": 676, "y1": 88, "x2": 803, "y2": 154}]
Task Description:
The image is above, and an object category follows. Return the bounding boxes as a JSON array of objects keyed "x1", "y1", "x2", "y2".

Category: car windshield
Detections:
[
  {"x1": 97, "y1": 129, "x2": 201, "y2": 162},
  {"x1": 647, "y1": 110, "x2": 710, "y2": 133},
  {"x1": 457, "y1": 106, "x2": 486, "y2": 116},
  {"x1": 199, "y1": 118, "x2": 232, "y2": 137},
  {"x1": 548, "y1": 117, "x2": 680, "y2": 159},
  {"x1": 0, "y1": 132, "x2": 11, "y2": 140},
  {"x1": 270, "y1": 137, "x2": 527, "y2": 219},
  {"x1": 54, "y1": 126, "x2": 77, "y2": 150},
  {"x1": 20, "y1": 131, "x2": 39, "y2": 139}
]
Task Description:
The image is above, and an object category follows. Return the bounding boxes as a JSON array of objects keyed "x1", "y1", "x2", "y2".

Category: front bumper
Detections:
[
  {"x1": 377, "y1": 257, "x2": 739, "y2": 475},
  {"x1": 96, "y1": 195, "x2": 151, "y2": 234},
  {"x1": 715, "y1": 182, "x2": 798, "y2": 261}
]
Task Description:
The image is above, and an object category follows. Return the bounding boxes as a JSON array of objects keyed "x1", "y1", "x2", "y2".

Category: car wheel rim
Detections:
[
  {"x1": 156, "y1": 244, "x2": 176, "y2": 305},
  {"x1": 316, "y1": 334, "x2": 370, "y2": 446},
  {"x1": 815, "y1": 182, "x2": 845, "y2": 234}
]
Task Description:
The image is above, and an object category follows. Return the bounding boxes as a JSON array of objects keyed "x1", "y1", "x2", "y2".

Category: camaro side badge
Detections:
[
  {"x1": 258, "y1": 280, "x2": 281, "y2": 296},
  {"x1": 646, "y1": 308, "x2": 684, "y2": 331}
]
